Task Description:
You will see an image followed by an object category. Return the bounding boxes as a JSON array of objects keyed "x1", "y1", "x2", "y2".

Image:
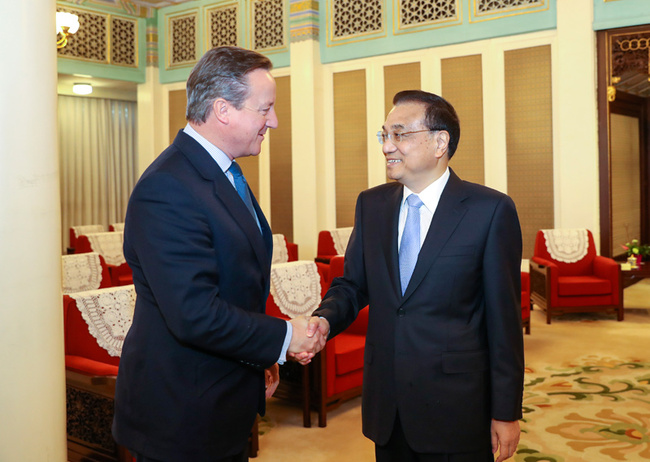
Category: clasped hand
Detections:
[{"x1": 287, "y1": 316, "x2": 330, "y2": 365}]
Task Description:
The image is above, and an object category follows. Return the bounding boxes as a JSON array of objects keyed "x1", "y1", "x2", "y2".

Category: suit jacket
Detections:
[
  {"x1": 314, "y1": 169, "x2": 524, "y2": 454},
  {"x1": 112, "y1": 130, "x2": 287, "y2": 461}
]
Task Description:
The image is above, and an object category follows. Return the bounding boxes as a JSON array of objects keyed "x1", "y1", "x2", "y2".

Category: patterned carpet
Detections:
[
  {"x1": 518, "y1": 355, "x2": 650, "y2": 461},
  {"x1": 516, "y1": 278, "x2": 650, "y2": 462}
]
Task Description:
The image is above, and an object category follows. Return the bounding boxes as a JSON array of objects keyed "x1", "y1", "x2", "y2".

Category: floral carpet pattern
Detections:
[{"x1": 517, "y1": 355, "x2": 650, "y2": 461}]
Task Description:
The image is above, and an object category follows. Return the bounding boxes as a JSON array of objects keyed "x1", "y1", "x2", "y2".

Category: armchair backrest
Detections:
[
  {"x1": 63, "y1": 295, "x2": 121, "y2": 367},
  {"x1": 534, "y1": 229, "x2": 596, "y2": 276},
  {"x1": 109, "y1": 222, "x2": 125, "y2": 232},
  {"x1": 317, "y1": 228, "x2": 353, "y2": 259},
  {"x1": 69, "y1": 224, "x2": 105, "y2": 251},
  {"x1": 75, "y1": 232, "x2": 126, "y2": 266},
  {"x1": 64, "y1": 285, "x2": 135, "y2": 365},
  {"x1": 62, "y1": 253, "x2": 112, "y2": 294}
]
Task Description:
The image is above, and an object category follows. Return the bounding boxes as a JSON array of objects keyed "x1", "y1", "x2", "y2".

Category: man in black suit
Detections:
[
  {"x1": 112, "y1": 46, "x2": 325, "y2": 462},
  {"x1": 309, "y1": 91, "x2": 524, "y2": 461}
]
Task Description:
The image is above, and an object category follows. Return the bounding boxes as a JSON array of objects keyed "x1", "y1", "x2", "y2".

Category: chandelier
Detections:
[{"x1": 56, "y1": 12, "x2": 80, "y2": 49}]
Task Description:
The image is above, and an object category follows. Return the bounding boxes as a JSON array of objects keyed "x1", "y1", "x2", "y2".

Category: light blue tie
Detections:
[
  {"x1": 228, "y1": 161, "x2": 260, "y2": 229},
  {"x1": 399, "y1": 194, "x2": 424, "y2": 295}
]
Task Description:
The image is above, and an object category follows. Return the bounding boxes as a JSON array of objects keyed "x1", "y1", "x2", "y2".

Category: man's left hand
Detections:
[
  {"x1": 264, "y1": 363, "x2": 280, "y2": 399},
  {"x1": 491, "y1": 419, "x2": 520, "y2": 462}
]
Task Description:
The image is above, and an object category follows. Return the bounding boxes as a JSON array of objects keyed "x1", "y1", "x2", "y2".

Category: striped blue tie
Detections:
[{"x1": 399, "y1": 194, "x2": 423, "y2": 295}]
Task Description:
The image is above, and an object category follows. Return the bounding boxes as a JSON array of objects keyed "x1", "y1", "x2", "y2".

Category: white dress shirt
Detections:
[{"x1": 398, "y1": 167, "x2": 451, "y2": 251}]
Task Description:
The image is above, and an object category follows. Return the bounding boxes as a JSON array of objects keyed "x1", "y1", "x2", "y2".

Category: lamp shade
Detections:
[{"x1": 56, "y1": 12, "x2": 80, "y2": 35}]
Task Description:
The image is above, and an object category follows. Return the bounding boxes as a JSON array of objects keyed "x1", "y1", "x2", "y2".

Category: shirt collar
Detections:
[
  {"x1": 183, "y1": 123, "x2": 232, "y2": 173},
  {"x1": 401, "y1": 167, "x2": 450, "y2": 211}
]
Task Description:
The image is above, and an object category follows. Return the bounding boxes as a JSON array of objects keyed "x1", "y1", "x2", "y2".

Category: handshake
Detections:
[{"x1": 287, "y1": 315, "x2": 330, "y2": 365}]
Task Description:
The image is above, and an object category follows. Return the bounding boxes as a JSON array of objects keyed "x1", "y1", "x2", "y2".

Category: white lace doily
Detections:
[
  {"x1": 542, "y1": 229, "x2": 589, "y2": 263},
  {"x1": 62, "y1": 252, "x2": 103, "y2": 294},
  {"x1": 269, "y1": 261, "x2": 321, "y2": 318},
  {"x1": 86, "y1": 231, "x2": 125, "y2": 266},
  {"x1": 272, "y1": 234, "x2": 289, "y2": 264},
  {"x1": 72, "y1": 224, "x2": 104, "y2": 239},
  {"x1": 330, "y1": 227, "x2": 353, "y2": 255},
  {"x1": 70, "y1": 285, "x2": 136, "y2": 357},
  {"x1": 110, "y1": 222, "x2": 125, "y2": 232}
]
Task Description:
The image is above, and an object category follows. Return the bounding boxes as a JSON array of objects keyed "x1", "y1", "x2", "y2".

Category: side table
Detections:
[{"x1": 621, "y1": 262, "x2": 650, "y2": 289}]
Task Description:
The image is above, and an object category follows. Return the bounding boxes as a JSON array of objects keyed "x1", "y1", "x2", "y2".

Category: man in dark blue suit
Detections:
[
  {"x1": 309, "y1": 91, "x2": 524, "y2": 462},
  {"x1": 112, "y1": 46, "x2": 325, "y2": 462}
]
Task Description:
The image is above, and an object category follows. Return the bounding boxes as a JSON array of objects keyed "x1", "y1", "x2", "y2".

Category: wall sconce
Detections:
[
  {"x1": 56, "y1": 12, "x2": 80, "y2": 49},
  {"x1": 72, "y1": 83, "x2": 93, "y2": 95}
]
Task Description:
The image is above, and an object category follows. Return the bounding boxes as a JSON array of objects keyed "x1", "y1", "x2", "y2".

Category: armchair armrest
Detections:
[
  {"x1": 315, "y1": 255, "x2": 337, "y2": 264},
  {"x1": 344, "y1": 306, "x2": 369, "y2": 336},
  {"x1": 530, "y1": 256, "x2": 557, "y2": 270},
  {"x1": 530, "y1": 258, "x2": 558, "y2": 306},
  {"x1": 593, "y1": 255, "x2": 621, "y2": 305},
  {"x1": 593, "y1": 255, "x2": 620, "y2": 278}
]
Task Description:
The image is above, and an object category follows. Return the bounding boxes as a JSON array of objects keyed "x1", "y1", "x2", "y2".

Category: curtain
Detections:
[{"x1": 58, "y1": 95, "x2": 137, "y2": 252}]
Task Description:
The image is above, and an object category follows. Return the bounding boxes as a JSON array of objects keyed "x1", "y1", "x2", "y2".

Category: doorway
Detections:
[{"x1": 597, "y1": 25, "x2": 650, "y2": 257}]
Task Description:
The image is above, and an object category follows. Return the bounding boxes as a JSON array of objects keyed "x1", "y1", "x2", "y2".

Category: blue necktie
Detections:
[
  {"x1": 228, "y1": 161, "x2": 259, "y2": 227},
  {"x1": 399, "y1": 194, "x2": 424, "y2": 295}
]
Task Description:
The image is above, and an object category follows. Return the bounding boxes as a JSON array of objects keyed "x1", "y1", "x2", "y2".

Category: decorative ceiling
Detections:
[{"x1": 121, "y1": 0, "x2": 193, "y2": 8}]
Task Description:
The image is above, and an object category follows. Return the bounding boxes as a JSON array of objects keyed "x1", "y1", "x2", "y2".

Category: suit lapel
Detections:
[
  {"x1": 400, "y1": 169, "x2": 468, "y2": 303},
  {"x1": 172, "y1": 130, "x2": 271, "y2": 275},
  {"x1": 379, "y1": 184, "x2": 404, "y2": 299},
  {"x1": 212, "y1": 176, "x2": 271, "y2": 270}
]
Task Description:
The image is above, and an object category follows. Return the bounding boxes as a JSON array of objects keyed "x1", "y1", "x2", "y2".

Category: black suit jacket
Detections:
[
  {"x1": 314, "y1": 169, "x2": 524, "y2": 453},
  {"x1": 112, "y1": 131, "x2": 287, "y2": 461}
]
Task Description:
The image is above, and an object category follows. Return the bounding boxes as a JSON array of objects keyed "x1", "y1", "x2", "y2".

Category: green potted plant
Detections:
[{"x1": 622, "y1": 239, "x2": 650, "y2": 266}]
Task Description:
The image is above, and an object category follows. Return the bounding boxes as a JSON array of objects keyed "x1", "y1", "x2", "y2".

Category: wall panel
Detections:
[
  {"x1": 505, "y1": 45, "x2": 553, "y2": 257},
  {"x1": 269, "y1": 75, "x2": 294, "y2": 241},
  {"x1": 384, "y1": 62, "x2": 421, "y2": 117},
  {"x1": 441, "y1": 54, "x2": 485, "y2": 185},
  {"x1": 168, "y1": 89, "x2": 187, "y2": 145},
  {"x1": 334, "y1": 69, "x2": 368, "y2": 227}
]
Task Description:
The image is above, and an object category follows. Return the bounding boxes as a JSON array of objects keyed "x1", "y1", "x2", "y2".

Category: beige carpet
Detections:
[{"x1": 256, "y1": 279, "x2": 650, "y2": 462}]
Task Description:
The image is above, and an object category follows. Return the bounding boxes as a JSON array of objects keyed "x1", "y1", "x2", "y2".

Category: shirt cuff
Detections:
[{"x1": 278, "y1": 320, "x2": 292, "y2": 365}]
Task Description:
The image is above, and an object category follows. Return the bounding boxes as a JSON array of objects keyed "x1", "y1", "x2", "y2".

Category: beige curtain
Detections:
[{"x1": 58, "y1": 95, "x2": 137, "y2": 252}]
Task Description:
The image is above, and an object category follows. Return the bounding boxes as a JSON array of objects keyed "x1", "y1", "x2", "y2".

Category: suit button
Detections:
[{"x1": 397, "y1": 308, "x2": 405, "y2": 317}]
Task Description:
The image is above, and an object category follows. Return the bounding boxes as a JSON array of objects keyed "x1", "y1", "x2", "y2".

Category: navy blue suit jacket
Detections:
[
  {"x1": 314, "y1": 169, "x2": 525, "y2": 454},
  {"x1": 113, "y1": 130, "x2": 287, "y2": 461}
]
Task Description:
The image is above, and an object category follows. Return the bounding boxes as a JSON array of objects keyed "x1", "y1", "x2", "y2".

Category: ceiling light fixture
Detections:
[{"x1": 72, "y1": 83, "x2": 93, "y2": 95}]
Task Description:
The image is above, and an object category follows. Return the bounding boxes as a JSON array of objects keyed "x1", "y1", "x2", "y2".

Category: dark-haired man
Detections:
[
  {"x1": 112, "y1": 46, "x2": 325, "y2": 462},
  {"x1": 309, "y1": 90, "x2": 524, "y2": 462}
]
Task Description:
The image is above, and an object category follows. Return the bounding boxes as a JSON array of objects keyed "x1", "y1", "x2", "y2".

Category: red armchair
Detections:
[
  {"x1": 76, "y1": 233, "x2": 133, "y2": 286},
  {"x1": 63, "y1": 290, "x2": 131, "y2": 462},
  {"x1": 530, "y1": 229, "x2": 622, "y2": 324},
  {"x1": 315, "y1": 228, "x2": 352, "y2": 285},
  {"x1": 521, "y1": 271, "x2": 530, "y2": 335},
  {"x1": 272, "y1": 234, "x2": 298, "y2": 264},
  {"x1": 266, "y1": 255, "x2": 367, "y2": 428},
  {"x1": 313, "y1": 255, "x2": 367, "y2": 427},
  {"x1": 69, "y1": 224, "x2": 104, "y2": 254}
]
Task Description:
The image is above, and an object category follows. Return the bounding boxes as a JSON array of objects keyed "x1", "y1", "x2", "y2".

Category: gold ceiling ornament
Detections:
[{"x1": 56, "y1": 11, "x2": 80, "y2": 49}]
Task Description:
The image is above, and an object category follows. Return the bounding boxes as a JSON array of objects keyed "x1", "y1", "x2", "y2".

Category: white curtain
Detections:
[{"x1": 58, "y1": 95, "x2": 137, "y2": 252}]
